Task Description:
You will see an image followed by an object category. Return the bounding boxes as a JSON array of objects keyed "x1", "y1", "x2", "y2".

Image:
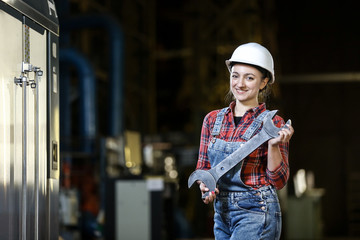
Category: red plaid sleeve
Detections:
[
  {"x1": 265, "y1": 116, "x2": 290, "y2": 190},
  {"x1": 196, "y1": 111, "x2": 217, "y2": 170}
]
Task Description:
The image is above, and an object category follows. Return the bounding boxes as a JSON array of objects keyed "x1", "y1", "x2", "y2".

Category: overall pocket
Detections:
[{"x1": 233, "y1": 194, "x2": 266, "y2": 215}]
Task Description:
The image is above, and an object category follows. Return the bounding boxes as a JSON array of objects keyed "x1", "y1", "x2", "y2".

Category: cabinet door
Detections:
[
  {"x1": 0, "y1": 8, "x2": 49, "y2": 240},
  {"x1": 26, "y1": 20, "x2": 48, "y2": 240},
  {"x1": 0, "y1": 8, "x2": 23, "y2": 239}
]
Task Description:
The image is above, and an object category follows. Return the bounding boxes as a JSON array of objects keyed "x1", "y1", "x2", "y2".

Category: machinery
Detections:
[{"x1": 0, "y1": 0, "x2": 60, "y2": 239}]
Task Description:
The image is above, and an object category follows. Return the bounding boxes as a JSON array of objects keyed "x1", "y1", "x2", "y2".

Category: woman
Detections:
[{"x1": 195, "y1": 42, "x2": 294, "y2": 239}]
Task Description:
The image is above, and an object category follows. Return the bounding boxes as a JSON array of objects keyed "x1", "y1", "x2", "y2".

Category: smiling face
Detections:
[{"x1": 230, "y1": 63, "x2": 269, "y2": 107}]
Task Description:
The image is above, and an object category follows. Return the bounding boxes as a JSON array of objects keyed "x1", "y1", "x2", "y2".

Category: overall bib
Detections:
[{"x1": 208, "y1": 108, "x2": 282, "y2": 240}]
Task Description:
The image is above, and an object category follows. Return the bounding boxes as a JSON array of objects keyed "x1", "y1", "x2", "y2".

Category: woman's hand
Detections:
[
  {"x1": 268, "y1": 121, "x2": 294, "y2": 147},
  {"x1": 197, "y1": 181, "x2": 219, "y2": 204}
]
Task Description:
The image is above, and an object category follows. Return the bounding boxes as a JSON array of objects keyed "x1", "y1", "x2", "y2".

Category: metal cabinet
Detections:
[{"x1": 0, "y1": 0, "x2": 59, "y2": 239}]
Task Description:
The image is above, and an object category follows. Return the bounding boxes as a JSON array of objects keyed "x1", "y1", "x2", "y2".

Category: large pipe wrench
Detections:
[{"x1": 188, "y1": 110, "x2": 291, "y2": 199}]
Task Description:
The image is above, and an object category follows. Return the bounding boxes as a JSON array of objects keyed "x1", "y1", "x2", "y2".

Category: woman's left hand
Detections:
[{"x1": 268, "y1": 121, "x2": 294, "y2": 146}]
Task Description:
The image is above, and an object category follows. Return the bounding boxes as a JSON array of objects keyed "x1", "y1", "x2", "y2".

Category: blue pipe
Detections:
[
  {"x1": 61, "y1": 14, "x2": 124, "y2": 137},
  {"x1": 59, "y1": 61, "x2": 71, "y2": 139},
  {"x1": 59, "y1": 48, "x2": 97, "y2": 139}
]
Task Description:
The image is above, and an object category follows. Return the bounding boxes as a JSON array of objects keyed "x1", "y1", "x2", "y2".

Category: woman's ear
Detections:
[{"x1": 260, "y1": 77, "x2": 269, "y2": 90}]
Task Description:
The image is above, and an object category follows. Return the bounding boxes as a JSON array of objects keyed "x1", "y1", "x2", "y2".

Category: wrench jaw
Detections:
[
  {"x1": 263, "y1": 110, "x2": 292, "y2": 138},
  {"x1": 188, "y1": 169, "x2": 217, "y2": 199}
]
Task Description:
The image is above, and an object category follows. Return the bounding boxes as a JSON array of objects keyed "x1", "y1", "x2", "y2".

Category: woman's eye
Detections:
[
  {"x1": 231, "y1": 75, "x2": 238, "y2": 78},
  {"x1": 246, "y1": 76, "x2": 254, "y2": 81}
]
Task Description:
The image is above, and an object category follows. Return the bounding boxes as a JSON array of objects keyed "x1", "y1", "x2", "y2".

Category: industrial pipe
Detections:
[
  {"x1": 61, "y1": 14, "x2": 124, "y2": 137},
  {"x1": 59, "y1": 48, "x2": 97, "y2": 139}
]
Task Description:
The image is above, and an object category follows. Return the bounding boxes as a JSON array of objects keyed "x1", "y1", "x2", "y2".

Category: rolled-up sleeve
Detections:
[
  {"x1": 266, "y1": 118, "x2": 290, "y2": 190},
  {"x1": 196, "y1": 113, "x2": 212, "y2": 170}
]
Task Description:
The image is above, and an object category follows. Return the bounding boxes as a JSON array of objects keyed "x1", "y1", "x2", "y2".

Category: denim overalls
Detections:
[{"x1": 208, "y1": 108, "x2": 282, "y2": 240}]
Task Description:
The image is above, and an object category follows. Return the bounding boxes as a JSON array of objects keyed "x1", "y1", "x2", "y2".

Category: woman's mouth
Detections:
[{"x1": 235, "y1": 89, "x2": 246, "y2": 94}]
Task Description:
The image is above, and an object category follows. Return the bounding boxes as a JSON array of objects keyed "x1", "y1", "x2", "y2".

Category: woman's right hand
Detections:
[{"x1": 197, "y1": 181, "x2": 219, "y2": 204}]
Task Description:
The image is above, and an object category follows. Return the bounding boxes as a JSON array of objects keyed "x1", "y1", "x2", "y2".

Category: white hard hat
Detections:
[{"x1": 225, "y1": 42, "x2": 275, "y2": 83}]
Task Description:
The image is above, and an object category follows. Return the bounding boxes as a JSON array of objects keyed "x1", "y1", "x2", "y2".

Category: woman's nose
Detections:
[{"x1": 237, "y1": 78, "x2": 245, "y2": 87}]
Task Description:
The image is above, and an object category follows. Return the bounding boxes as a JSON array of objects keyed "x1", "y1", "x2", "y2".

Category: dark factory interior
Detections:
[
  {"x1": 56, "y1": 0, "x2": 360, "y2": 239},
  {"x1": 0, "y1": 0, "x2": 359, "y2": 239}
]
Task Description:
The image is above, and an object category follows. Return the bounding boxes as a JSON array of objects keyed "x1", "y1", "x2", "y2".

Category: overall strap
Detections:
[
  {"x1": 242, "y1": 110, "x2": 270, "y2": 141},
  {"x1": 211, "y1": 107, "x2": 228, "y2": 136}
]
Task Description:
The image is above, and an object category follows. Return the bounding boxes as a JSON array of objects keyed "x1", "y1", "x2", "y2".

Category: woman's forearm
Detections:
[{"x1": 267, "y1": 144, "x2": 283, "y2": 171}]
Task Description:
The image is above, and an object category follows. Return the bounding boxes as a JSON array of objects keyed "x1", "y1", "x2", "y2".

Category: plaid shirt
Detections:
[{"x1": 196, "y1": 102, "x2": 290, "y2": 190}]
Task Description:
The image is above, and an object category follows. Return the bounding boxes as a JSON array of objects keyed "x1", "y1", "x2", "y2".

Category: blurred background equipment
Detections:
[{"x1": 286, "y1": 169, "x2": 325, "y2": 239}]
